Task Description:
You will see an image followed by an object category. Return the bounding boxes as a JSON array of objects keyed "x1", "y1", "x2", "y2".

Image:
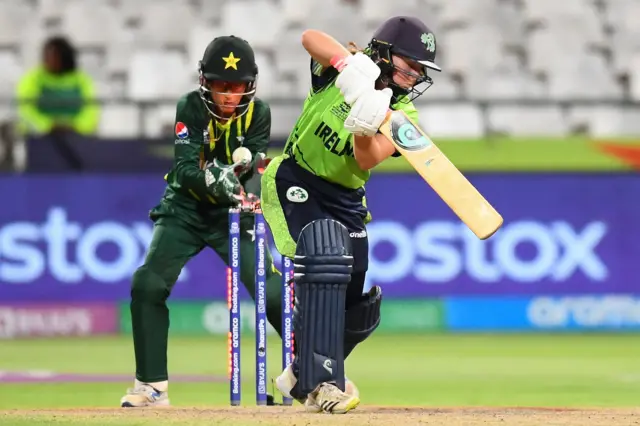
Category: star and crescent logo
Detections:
[{"x1": 222, "y1": 52, "x2": 241, "y2": 70}]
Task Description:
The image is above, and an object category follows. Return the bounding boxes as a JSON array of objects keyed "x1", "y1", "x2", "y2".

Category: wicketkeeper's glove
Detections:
[
  {"x1": 252, "y1": 152, "x2": 272, "y2": 174},
  {"x1": 203, "y1": 159, "x2": 244, "y2": 206},
  {"x1": 233, "y1": 152, "x2": 272, "y2": 183},
  {"x1": 241, "y1": 153, "x2": 273, "y2": 199}
]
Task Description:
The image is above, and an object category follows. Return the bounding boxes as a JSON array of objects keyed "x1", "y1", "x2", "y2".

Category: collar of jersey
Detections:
[{"x1": 214, "y1": 115, "x2": 236, "y2": 131}]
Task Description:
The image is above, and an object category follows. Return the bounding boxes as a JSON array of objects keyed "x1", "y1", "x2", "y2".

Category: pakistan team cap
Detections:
[
  {"x1": 373, "y1": 16, "x2": 441, "y2": 72},
  {"x1": 199, "y1": 35, "x2": 258, "y2": 82}
]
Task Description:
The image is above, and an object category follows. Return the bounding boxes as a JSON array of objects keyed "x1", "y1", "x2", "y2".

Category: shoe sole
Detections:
[
  {"x1": 336, "y1": 396, "x2": 360, "y2": 414},
  {"x1": 120, "y1": 399, "x2": 171, "y2": 408},
  {"x1": 304, "y1": 401, "x2": 322, "y2": 413}
]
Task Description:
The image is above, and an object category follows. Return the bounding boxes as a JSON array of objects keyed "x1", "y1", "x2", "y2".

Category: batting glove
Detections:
[
  {"x1": 335, "y1": 52, "x2": 381, "y2": 105},
  {"x1": 344, "y1": 88, "x2": 392, "y2": 137}
]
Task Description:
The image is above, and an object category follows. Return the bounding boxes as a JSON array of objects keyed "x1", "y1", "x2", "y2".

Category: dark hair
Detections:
[{"x1": 43, "y1": 36, "x2": 77, "y2": 73}]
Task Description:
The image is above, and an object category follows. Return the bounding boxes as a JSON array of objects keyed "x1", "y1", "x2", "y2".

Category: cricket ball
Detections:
[{"x1": 232, "y1": 147, "x2": 252, "y2": 163}]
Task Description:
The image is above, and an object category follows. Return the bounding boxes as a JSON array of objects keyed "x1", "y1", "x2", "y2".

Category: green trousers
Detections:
[{"x1": 130, "y1": 213, "x2": 283, "y2": 383}]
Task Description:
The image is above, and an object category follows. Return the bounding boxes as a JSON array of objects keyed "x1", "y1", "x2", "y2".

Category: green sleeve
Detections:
[
  {"x1": 402, "y1": 105, "x2": 419, "y2": 122},
  {"x1": 242, "y1": 100, "x2": 271, "y2": 157},
  {"x1": 169, "y1": 96, "x2": 209, "y2": 197},
  {"x1": 16, "y1": 68, "x2": 54, "y2": 134},
  {"x1": 237, "y1": 100, "x2": 272, "y2": 192},
  {"x1": 72, "y1": 72, "x2": 100, "y2": 135}
]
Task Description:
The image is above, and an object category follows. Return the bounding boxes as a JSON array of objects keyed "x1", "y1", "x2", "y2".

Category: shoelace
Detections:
[
  {"x1": 126, "y1": 385, "x2": 154, "y2": 395},
  {"x1": 321, "y1": 384, "x2": 349, "y2": 400}
]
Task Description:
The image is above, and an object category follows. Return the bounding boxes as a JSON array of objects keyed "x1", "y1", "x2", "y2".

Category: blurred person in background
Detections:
[
  {"x1": 0, "y1": 122, "x2": 17, "y2": 171},
  {"x1": 16, "y1": 36, "x2": 99, "y2": 137}
]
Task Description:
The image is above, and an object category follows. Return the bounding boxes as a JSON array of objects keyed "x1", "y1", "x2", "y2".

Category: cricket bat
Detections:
[{"x1": 330, "y1": 56, "x2": 503, "y2": 240}]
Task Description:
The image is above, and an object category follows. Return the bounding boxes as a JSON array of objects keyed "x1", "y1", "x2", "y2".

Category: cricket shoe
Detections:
[
  {"x1": 275, "y1": 364, "x2": 360, "y2": 413},
  {"x1": 120, "y1": 382, "x2": 170, "y2": 408},
  {"x1": 311, "y1": 382, "x2": 360, "y2": 414}
]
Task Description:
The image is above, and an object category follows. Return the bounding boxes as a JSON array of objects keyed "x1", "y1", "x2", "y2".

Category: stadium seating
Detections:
[{"x1": 0, "y1": 0, "x2": 639, "y2": 137}]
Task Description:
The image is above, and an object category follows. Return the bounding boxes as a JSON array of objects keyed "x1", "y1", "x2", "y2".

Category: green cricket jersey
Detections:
[
  {"x1": 152, "y1": 90, "x2": 271, "y2": 226},
  {"x1": 282, "y1": 58, "x2": 419, "y2": 189}
]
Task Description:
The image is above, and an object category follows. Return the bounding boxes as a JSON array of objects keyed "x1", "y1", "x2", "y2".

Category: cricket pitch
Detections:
[{"x1": 2, "y1": 407, "x2": 639, "y2": 426}]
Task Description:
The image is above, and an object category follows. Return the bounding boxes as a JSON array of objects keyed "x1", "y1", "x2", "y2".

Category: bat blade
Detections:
[{"x1": 379, "y1": 110, "x2": 503, "y2": 239}]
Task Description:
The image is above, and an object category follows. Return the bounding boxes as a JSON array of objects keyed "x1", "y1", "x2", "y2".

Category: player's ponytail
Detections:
[
  {"x1": 347, "y1": 41, "x2": 373, "y2": 57},
  {"x1": 346, "y1": 41, "x2": 361, "y2": 54}
]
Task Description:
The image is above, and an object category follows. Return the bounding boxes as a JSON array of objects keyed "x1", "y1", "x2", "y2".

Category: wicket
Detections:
[{"x1": 227, "y1": 206, "x2": 295, "y2": 406}]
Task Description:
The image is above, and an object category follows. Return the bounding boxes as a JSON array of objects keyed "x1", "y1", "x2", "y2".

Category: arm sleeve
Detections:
[
  {"x1": 72, "y1": 72, "x2": 100, "y2": 135},
  {"x1": 242, "y1": 102, "x2": 271, "y2": 157},
  {"x1": 16, "y1": 70, "x2": 54, "y2": 134},
  {"x1": 310, "y1": 58, "x2": 339, "y2": 94},
  {"x1": 239, "y1": 102, "x2": 272, "y2": 188},
  {"x1": 171, "y1": 98, "x2": 209, "y2": 196}
]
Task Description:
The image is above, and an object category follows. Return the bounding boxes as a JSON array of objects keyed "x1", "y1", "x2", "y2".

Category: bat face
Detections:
[
  {"x1": 380, "y1": 110, "x2": 504, "y2": 240},
  {"x1": 388, "y1": 111, "x2": 433, "y2": 152}
]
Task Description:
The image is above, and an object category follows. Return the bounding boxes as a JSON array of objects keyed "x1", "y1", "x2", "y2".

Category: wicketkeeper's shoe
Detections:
[
  {"x1": 120, "y1": 383, "x2": 170, "y2": 408},
  {"x1": 274, "y1": 364, "x2": 360, "y2": 413},
  {"x1": 311, "y1": 382, "x2": 360, "y2": 414}
]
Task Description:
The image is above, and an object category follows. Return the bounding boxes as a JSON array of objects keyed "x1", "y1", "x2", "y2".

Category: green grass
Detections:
[
  {"x1": 0, "y1": 333, "x2": 639, "y2": 410},
  {"x1": 150, "y1": 137, "x2": 639, "y2": 173},
  {"x1": 363, "y1": 137, "x2": 632, "y2": 172}
]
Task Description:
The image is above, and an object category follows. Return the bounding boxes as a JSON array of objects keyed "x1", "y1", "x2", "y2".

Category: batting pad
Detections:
[
  {"x1": 292, "y1": 219, "x2": 353, "y2": 395},
  {"x1": 344, "y1": 285, "x2": 382, "y2": 359}
]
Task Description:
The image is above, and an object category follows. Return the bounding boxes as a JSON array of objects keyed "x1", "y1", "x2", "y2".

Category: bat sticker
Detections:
[{"x1": 389, "y1": 111, "x2": 432, "y2": 152}]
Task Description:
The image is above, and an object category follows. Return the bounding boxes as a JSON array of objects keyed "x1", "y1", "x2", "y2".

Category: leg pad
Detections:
[
  {"x1": 292, "y1": 219, "x2": 353, "y2": 396},
  {"x1": 344, "y1": 285, "x2": 382, "y2": 359}
]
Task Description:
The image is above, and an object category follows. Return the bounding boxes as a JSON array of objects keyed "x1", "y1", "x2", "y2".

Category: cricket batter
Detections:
[
  {"x1": 260, "y1": 16, "x2": 441, "y2": 413},
  {"x1": 120, "y1": 36, "x2": 283, "y2": 407}
]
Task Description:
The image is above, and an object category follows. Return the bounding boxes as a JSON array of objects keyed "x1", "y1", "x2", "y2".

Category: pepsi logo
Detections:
[{"x1": 175, "y1": 122, "x2": 189, "y2": 139}]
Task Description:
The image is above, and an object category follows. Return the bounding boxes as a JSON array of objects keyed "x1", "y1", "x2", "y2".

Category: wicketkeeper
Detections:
[{"x1": 120, "y1": 36, "x2": 284, "y2": 408}]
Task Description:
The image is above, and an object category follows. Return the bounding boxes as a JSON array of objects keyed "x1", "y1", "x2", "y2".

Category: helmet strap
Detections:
[{"x1": 369, "y1": 39, "x2": 395, "y2": 79}]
